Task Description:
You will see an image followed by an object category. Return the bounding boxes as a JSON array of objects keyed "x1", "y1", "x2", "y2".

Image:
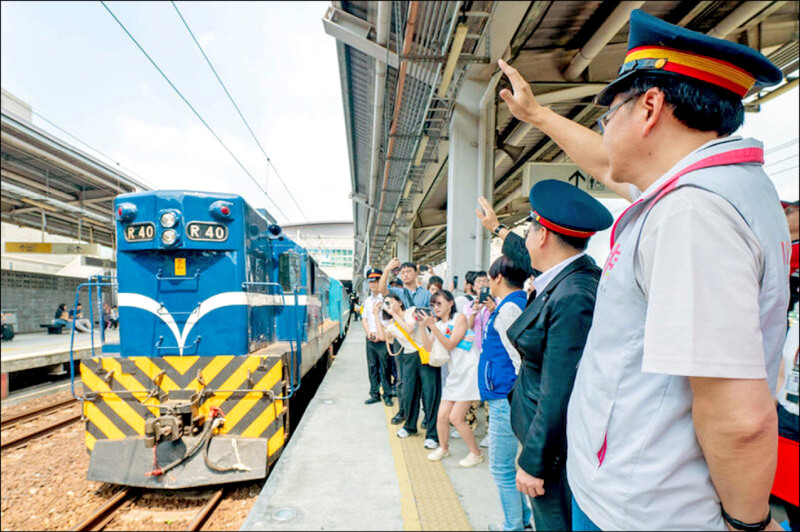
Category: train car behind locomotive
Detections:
[{"x1": 77, "y1": 190, "x2": 349, "y2": 488}]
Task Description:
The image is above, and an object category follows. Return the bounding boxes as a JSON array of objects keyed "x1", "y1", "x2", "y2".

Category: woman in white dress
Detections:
[{"x1": 418, "y1": 290, "x2": 483, "y2": 467}]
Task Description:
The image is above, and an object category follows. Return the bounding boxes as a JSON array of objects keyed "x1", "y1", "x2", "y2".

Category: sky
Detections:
[
  {"x1": 1, "y1": 1, "x2": 351, "y2": 225},
  {"x1": 2, "y1": 1, "x2": 797, "y2": 266}
]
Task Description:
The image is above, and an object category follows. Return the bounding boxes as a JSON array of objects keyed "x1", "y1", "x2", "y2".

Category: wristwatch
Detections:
[
  {"x1": 492, "y1": 224, "x2": 508, "y2": 236},
  {"x1": 720, "y1": 505, "x2": 771, "y2": 531}
]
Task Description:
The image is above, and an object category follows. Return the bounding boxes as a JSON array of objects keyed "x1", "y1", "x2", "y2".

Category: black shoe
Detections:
[
  {"x1": 364, "y1": 396, "x2": 381, "y2": 405},
  {"x1": 391, "y1": 413, "x2": 405, "y2": 425},
  {"x1": 384, "y1": 397, "x2": 393, "y2": 406}
]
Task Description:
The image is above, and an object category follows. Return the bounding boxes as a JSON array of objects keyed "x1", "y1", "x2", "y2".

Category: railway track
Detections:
[
  {"x1": 73, "y1": 487, "x2": 226, "y2": 531},
  {"x1": 0, "y1": 396, "x2": 77, "y2": 428},
  {"x1": 0, "y1": 396, "x2": 82, "y2": 451}
]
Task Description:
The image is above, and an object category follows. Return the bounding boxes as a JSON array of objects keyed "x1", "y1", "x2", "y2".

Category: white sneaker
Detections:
[
  {"x1": 479, "y1": 434, "x2": 490, "y2": 448},
  {"x1": 427, "y1": 447, "x2": 450, "y2": 461},
  {"x1": 423, "y1": 438, "x2": 439, "y2": 449},
  {"x1": 450, "y1": 428, "x2": 462, "y2": 439},
  {"x1": 397, "y1": 428, "x2": 412, "y2": 438},
  {"x1": 459, "y1": 452, "x2": 484, "y2": 468}
]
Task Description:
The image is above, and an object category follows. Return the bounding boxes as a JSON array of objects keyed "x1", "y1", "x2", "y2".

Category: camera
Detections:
[{"x1": 383, "y1": 299, "x2": 392, "y2": 310}]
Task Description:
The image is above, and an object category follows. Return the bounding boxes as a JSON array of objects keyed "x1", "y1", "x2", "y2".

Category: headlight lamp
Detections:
[
  {"x1": 161, "y1": 229, "x2": 178, "y2": 246},
  {"x1": 160, "y1": 212, "x2": 178, "y2": 228}
]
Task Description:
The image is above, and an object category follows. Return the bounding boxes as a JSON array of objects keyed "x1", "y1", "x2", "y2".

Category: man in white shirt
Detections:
[
  {"x1": 362, "y1": 268, "x2": 392, "y2": 406},
  {"x1": 497, "y1": 9, "x2": 789, "y2": 531}
]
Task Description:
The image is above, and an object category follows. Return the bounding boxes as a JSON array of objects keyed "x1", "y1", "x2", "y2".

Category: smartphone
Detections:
[
  {"x1": 453, "y1": 275, "x2": 458, "y2": 289},
  {"x1": 479, "y1": 286, "x2": 490, "y2": 303},
  {"x1": 415, "y1": 307, "x2": 433, "y2": 320},
  {"x1": 392, "y1": 267, "x2": 400, "y2": 276},
  {"x1": 420, "y1": 265, "x2": 429, "y2": 272}
]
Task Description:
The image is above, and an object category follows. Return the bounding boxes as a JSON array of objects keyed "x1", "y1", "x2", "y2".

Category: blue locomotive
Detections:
[{"x1": 77, "y1": 190, "x2": 350, "y2": 488}]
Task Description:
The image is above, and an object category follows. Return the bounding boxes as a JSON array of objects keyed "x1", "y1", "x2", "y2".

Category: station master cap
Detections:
[
  {"x1": 595, "y1": 9, "x2": 783, "y2": 106},
  {"x1": 526, "y1": 179, "x2": 613, "y2": 239},
  {"x1": 366, "y1": 267, "x2": 383, "y2": 281}
]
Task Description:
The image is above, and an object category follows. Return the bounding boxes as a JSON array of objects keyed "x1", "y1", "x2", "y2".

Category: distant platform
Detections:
[
  {"x1": 0, "y1": 329, "x2": 119, "y2": 374},
  {"x1": 242, "y1": 325, "x2": 503, "y2": 531}
]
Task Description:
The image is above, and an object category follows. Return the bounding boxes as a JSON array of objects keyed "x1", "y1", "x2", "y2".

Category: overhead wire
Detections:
[
  {"x1": 98, "y1": 0, "x2": 290, "y2": 222},
  {"x1": 170, "y1": 1, "x2": 309, "y2": 222}
]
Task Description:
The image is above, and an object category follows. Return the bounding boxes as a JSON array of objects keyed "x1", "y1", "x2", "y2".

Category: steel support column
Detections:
[
  {"x1": 446, "y1": 79, "x2": 484, "y2": 285},
  {"x1": 396, "y1": 228, "x2": 413, "y2": 264}
]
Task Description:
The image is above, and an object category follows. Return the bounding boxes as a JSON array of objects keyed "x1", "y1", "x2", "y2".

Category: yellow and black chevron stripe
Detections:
[{"x1": 80, "y1": 354, "x2": 287, "y2": 462}]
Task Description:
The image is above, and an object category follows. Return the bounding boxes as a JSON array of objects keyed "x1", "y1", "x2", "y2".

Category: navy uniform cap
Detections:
[
  {"x1": 366, "y1": 267, "x2": 383, "y2": 281},
  {"x1": 595, "y1": 9, "x2": 783, "y2": 106},
  {"x1": 528, "y1": 180, "x2": 613, "y2": 238}
]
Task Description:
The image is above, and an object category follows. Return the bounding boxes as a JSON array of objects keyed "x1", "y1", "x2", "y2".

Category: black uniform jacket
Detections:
[{"x1": 503, "y1": 233, "x2": 601, "y2": 480}]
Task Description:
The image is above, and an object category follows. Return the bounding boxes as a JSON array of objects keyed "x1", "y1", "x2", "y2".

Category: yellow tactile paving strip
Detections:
[{"x1": 383, "y1": 402, "x2": 473, "y2": 531}]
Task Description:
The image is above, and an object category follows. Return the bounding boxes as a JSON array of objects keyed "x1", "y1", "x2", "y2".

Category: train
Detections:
[{"x1": 75, "y1": 190, "x2": 351, "y2": 488}]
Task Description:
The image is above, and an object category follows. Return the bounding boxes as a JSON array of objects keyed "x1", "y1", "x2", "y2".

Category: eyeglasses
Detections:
[{"x1": 596, "y1": 94, "x2": 637, "y2": 133}]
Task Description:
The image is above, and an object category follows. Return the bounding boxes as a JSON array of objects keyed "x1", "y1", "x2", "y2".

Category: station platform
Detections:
[
  {"x1": 0, "y1": 329, "x2": 119, "y2": 374},
  {"x1": 242, "y1": 325, "x2": 503, "y2": 531}
]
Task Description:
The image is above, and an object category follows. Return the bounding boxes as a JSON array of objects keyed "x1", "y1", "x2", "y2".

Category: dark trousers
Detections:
[
  {"x1": 778, "y1": 403, "x2": 799, "y2": 441},
  {"x1": 390, "y1": 351, "x2": 398, "y2": 385},
  {"x1": 398, "y1": 352, "x2": 441, "y2": 440},
  {"x1": 366, "y1": 339, "x2": 392, "y2": 398},
  {"x1": 529, "y1": 462, "x2": 571, "y2": 532}
]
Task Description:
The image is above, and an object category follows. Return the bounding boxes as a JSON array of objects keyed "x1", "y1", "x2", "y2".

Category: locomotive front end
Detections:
[{"x1": 79, "y1": 191, "x2": 288, "y2": 488}]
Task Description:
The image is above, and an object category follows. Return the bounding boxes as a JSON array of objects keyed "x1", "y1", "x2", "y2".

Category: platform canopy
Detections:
[
  {"x1": 1, "y1": 109, "x2": 149, "y2": 249},
  {"x1": 326, "y1": 0, "x2": 799, "y2": 287}
]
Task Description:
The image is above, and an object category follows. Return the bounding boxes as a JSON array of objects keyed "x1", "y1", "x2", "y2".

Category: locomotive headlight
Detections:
[
  {"x1": 160, "y1": 212, "x2": 178, "y2": 228},
  {"x1": 161, "y1": 229, "x2": 179, "y2": 246}
]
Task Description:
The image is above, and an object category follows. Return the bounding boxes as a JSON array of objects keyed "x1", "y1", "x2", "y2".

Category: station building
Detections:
[{"x1": 281, "y1": 221, "x2": 355, "y2": 287}]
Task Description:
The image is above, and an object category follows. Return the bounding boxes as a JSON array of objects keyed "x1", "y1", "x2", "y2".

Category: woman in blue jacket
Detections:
[{"x1": 478, "y1": 256, "x2": 531, "y2": 531}]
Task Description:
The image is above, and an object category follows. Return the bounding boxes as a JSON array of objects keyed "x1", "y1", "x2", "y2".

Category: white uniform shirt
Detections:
[
  {"x1": 362, "y1": 293, "x2": 384, "y2": 335},
  {"x1": 633, "y1": 187, "x2": 767, "y2": 379}
]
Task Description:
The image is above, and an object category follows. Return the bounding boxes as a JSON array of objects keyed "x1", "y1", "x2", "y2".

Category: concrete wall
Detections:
[{"x1": 1, "y1": 269, "x2": 111, "y2": 333}]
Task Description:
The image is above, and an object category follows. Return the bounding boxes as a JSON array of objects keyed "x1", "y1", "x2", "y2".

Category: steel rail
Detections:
[
  {"x1": 1, "y1": 412, "x2": 82, "y2": 451},
  {"x1": 187, "y1": 488, "x2": 226, "y2": 531},
  {"x1": 72, "y1": 488, "x2": 135, "y2": 531},
  {"x1": 0, "y1": 397, "x2": 77, "y2": 428}
]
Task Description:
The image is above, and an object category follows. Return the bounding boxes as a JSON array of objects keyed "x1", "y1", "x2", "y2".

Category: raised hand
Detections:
[
  {"x1": 385, "y1": 257, "x2": 401, "y2": 272},
  {"x1": 498, "y1": 59, "x2": 542, "y2": 125},
  {"x1": 476, "y1": 196, "x2": 501, "y2": 233}
]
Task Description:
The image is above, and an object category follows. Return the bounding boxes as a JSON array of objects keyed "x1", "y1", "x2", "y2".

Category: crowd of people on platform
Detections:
[{"x1": 356, "y1": 10, "x2": 799, "y2": 532}]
